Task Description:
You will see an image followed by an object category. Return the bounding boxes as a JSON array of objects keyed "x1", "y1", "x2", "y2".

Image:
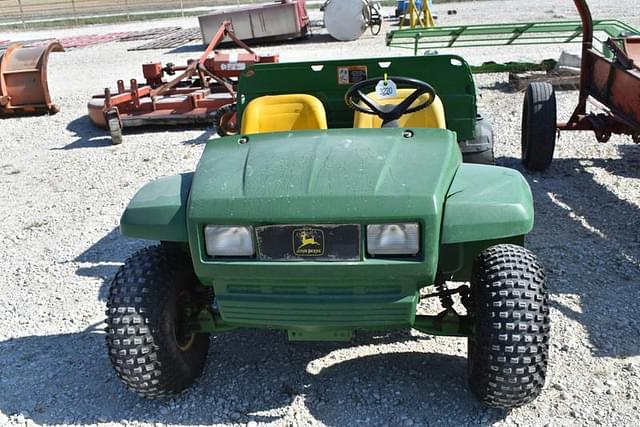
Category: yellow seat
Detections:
[
  {"x1": 241, "y1": 94, "x2": 328, "y2": 135},
  {"x1": 353, "y1": 88, "x2": 446, "y2": 129}
]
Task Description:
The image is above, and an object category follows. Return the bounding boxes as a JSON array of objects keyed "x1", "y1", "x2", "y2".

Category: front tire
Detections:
[
  {"x1": 468, "y1": 244, "x2": 550, "y2": 409},
  {"x1": 521, "y1": 82, "x2": 557, "y2": 171},
  {"x1": 106, "y1": 246, "x2": 210, "y2": 398}
]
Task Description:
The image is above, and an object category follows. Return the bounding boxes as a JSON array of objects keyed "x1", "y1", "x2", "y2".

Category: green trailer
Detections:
[{"x1": 106, "y1": 53, "x2": 549, "y2": 409}]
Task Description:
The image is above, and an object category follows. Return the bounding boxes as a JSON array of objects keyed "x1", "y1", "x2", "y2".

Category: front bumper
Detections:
[{"x1": 194, "y1": 259, "x2": 426, "y2": 331}]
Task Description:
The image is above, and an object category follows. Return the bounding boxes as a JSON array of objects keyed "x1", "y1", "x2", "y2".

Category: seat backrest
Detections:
[
  {"x1": 240, "y1": 94, "x2": 328, "y2": 135},
  {"x1": 353, "y1": 89, "x2": 447, "y2": 129}
]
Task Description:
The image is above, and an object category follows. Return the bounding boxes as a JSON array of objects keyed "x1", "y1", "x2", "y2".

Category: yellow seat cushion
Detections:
[
  {"x1": 353, "y1": 88, "x2": 446, "y2": 129},
  {"x1": 241, "y1": 94, "x2": 328, "y2": 135}
]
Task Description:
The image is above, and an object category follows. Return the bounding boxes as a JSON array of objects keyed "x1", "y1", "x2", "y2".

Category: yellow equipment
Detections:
[{"x1": 400, "y1": 0, "x2": 435, "y2": 29}]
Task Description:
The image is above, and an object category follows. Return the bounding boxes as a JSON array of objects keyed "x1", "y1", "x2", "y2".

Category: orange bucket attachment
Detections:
[{"x1": 0, "y1": 41, "x2": 64, "y2": 116}]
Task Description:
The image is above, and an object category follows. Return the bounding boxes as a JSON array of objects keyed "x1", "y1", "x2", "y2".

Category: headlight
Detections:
[
  {"x1": 204, "y1": 225, "x2": 255, "y2": 257},
  {"x1": 367, "y1": 223, "x2": 420, "y2": 256}
]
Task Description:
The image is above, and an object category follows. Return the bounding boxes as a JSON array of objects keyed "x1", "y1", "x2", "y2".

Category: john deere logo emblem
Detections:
[{"x1": 293, "y1": 228, "x2": 324, "y2": 256}]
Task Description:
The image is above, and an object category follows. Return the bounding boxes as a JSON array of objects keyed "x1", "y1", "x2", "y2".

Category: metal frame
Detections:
[{"x1": 387, "y1": 19, "x2": 638, "y2": 55}]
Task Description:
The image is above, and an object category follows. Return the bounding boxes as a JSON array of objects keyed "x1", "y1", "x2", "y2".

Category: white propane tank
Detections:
[{"x1": 324, "y1": 0, "x2": 370, "y2": 42}]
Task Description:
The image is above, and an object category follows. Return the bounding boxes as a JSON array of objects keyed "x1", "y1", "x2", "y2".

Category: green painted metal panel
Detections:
[
  {"x1": 288, "y1": 329, "x2": 353, "y2": 341},
  {"x1": 387, "y1": 19, "x2": 640, "y2": 55},
  {"x1": 218, "y1": 290, "x2": 418, "y2": 330},
  {"x1": 188, "y1": 128, "x2": 459, "y2": 226},
  {"x1": 186, "y1": 128, "x2": 461, "y2": 329},
  {"x1": 120, "y1": 173, "x2": 192, "y2": 242},
  {"x1": 438, "y1": 236, "x2": 525, "y2": 282},
  {"x1": 441, "y1": 164, "x2": 533, "y2": 244},
  {"x1": 191, "y1": 262, "x2": 422, "y2": 330},
  {"x1": 237, "y1": 54, "x2": 477, "y2": 141}
]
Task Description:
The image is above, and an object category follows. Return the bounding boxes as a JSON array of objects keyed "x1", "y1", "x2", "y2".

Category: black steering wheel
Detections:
[{"x1": 345, "y1": 76, "x2": 437, "y2": 128}]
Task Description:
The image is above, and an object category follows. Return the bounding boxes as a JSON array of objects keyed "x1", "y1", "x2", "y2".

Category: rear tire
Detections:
[
  {"x1": 468, "y1": 244, "x2": 550, "y2": 409},
  {"x1": 461, "y1": 113, "x2": 495, "y2": 166},
  {"x1": 521, "y1": 82, "x2": 556, "y2": 171},
  {"x1": 106, "y1": 246, "x2": 210, "y2": 398}
]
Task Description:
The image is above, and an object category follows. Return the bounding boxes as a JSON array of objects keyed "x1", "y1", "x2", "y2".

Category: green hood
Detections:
[{"x1": 188, "y1": 128, "x2": 460, "y2": 225}]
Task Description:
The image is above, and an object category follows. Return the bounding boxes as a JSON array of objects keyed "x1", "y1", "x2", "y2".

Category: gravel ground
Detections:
[{"x1": 1, "y1": 1, "x2": 640, "y2": 426}]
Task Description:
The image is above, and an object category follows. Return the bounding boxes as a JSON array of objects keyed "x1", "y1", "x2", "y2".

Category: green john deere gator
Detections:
[{"x1": 106, "y1": 54, "x2": 550, "y2": 409}]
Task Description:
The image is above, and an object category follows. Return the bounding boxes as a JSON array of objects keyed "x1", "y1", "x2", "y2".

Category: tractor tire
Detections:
[
  {"x1": 106, "y1": 246, "x2": 210, "y2": 398},
  {"x1": 107, "y1": 115, "x2": 123, "y2": 145},
  {"x1": 521, "y1": 82, "x2": 557, "y2": 171},
  {"x1": 213, "y1": 104, "x2": 238, "y2": 137},
  {"x1": 467, "y1": 244, "x2": 550, "y2": 409}
]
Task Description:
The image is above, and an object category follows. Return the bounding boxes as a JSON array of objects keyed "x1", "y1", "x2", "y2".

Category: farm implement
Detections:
[
  {"x1": 198, "y1": 0, "x2": 309, "y2": 45},
  {"x1": 522, "y1": 1, "x2": 640, "y2": 170},
  {"x1": 87, "y1": 22, "x2": 279, "y2": 144},
  {"x1": 387, "y1": 0, "x2": 640, "y2": 170},
  {"x1": 0, "y1": 41, "x2": 64, "y2": 116}
]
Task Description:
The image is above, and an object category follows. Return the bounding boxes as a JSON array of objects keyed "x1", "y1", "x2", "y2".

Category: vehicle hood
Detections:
[{"x1": 188, "y1": 128, "x2": 460, "y2": 224}]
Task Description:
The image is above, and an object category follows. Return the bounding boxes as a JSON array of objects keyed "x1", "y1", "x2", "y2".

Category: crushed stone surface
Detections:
[{"x1": 1, "y1": 1, "x2": 639, "y2": 426}]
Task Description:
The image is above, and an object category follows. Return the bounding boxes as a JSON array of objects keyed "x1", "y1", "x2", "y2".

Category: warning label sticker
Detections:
[
  {"x1": 337, "y1": 66, "x2": 368, "y2": 85},
  {"x1": 221, "y1": 63, "x2": 246, "y2": 71}
]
